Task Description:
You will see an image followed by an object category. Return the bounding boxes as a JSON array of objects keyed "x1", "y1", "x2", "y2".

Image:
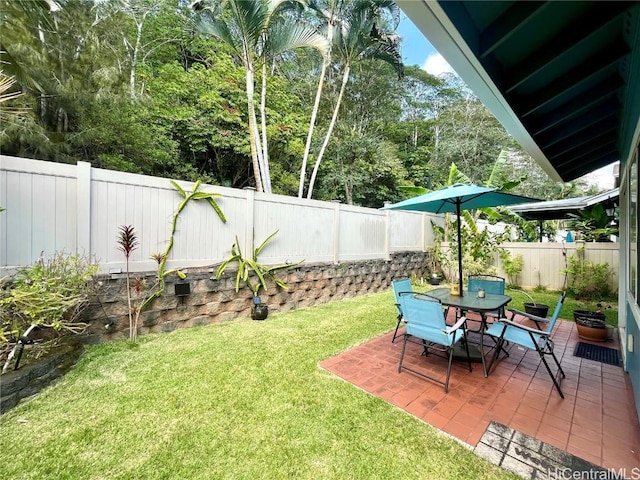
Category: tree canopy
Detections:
[{"x1": 1, "y1": 0, "x2": 593, "y2": 209}]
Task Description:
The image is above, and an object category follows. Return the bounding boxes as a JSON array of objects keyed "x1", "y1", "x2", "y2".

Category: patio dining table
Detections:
[{"x1": 427, "y1": 287, "x2": 512, "y2": 376}]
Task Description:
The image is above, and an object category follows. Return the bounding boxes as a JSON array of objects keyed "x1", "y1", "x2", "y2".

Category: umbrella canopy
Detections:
[{"x1": 383, "y1": 183, "x2": 539, "y2": 296}]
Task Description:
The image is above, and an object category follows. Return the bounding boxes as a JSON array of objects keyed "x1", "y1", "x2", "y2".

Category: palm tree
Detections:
[
  {"x1": 303, "y1": 0, "x2": 403, "y2": 199},
  {"x1": 296, "y1": 0, "x2": 339, "y2": 198},
  {"x1": 191, "y1": 0, "x2": 328, "y2": 194}
]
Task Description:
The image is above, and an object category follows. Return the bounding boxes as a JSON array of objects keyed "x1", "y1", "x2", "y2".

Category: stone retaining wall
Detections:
[
  {"x1": 82, "y1": 251, "x2": 430, "y2": 343},
  {"x1": 0, "y1": 337, "x2": 83, "y2": 414}
]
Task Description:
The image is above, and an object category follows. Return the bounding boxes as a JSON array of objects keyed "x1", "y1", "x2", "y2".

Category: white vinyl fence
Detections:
[
  {"x1": 0, "y1": 155, "x2": 619, "y2": 291},
  {"x1": 0, "y1": 156, "x2": 440, "y2": 274},
  {"x1": 497, "y1": 241, "x2": 620, "y2": 293}
]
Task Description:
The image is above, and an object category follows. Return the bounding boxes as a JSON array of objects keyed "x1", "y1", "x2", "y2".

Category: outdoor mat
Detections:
[{"x1": 573, "y1": 342, "x2": 621, "y2": 367}]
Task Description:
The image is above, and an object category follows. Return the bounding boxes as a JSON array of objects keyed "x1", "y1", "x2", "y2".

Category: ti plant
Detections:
[
  {"x1": 116, "y1": 225, "x2": 139, "y2": 341},
  {"x1": 216, "y1": 231, "x2": 302, "y2": 299}
]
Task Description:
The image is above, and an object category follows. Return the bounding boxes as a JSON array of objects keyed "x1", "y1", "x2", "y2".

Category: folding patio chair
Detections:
[
  {"x1": 484, "y1": 291, "x2": 567, "y2": 398},
  {"x1": 467, "y1": 274, "x2": 507, "y2": 321},
  {"x1": 397, "y1": 292, "x2": 472, "y2": 393},
  {"x1": 391, "y1": 278, "x2": 413, "y2": 343}
]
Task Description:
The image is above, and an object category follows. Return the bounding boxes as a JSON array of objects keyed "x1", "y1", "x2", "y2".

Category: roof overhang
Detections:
[
  {"x1": 508, "y1": 187, "x2": 619, "y2": 221},
  {"x1": 397, "y1": 0, "x2": 640, "y2": 182}
]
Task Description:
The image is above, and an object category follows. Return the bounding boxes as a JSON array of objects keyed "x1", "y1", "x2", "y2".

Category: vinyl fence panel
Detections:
[
  {"x1": 1, "y1": 156, "x2": 620, "y2": 290},
  {"x1": 338, "y1": 204, "x2": 387, "y2": 261},
  {"x1": 252, "y1": 192, "x2": 335, "y2": 264},
  {"x1": 1, "y1": 157, "x2": 78, "y2": 267}
]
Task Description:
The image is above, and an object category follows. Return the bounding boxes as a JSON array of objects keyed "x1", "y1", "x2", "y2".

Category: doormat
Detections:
[{"x1": 573, "y1": 342, "x2": 621, "y2": 366}]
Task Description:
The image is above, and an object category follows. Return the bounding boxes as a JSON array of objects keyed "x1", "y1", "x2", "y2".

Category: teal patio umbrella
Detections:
[{"x1": 383, "y1": 183, "x2": 538, "y2": 296}]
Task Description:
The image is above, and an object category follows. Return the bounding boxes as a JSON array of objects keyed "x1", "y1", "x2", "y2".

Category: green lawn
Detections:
[
  {"x1": 0, "y1": 289, "x2": 520, "y2": 480},
  {"x1": 503, "y1": 288, "x2": 618, "y2": 327}
]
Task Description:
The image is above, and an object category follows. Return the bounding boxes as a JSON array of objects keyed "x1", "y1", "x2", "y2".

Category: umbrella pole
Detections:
[{"x1": 456, "y1": 201, "x2": 464, "y2": 296}]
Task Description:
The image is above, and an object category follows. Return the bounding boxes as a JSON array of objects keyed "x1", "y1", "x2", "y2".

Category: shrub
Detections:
[
  {"x1": 0, "y1": 252, "x2": 99, "y2": 371},
  {"x1": 499, "y1": 249, "x2": 524, "y2": 287},
  {"x1": 562, "y1": 247, "x2": 613, "y2": 299}
]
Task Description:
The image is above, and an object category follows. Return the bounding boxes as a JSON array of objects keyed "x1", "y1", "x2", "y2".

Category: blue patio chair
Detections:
[
  {"x1": 484, "y1": 291, "x2": 567, "y2": 398},
  {"x1": 391, "y1": 278, "x2": 413, "y2": 343},
  {"x1": 467, "y1": 274, "x2": 506, "y2": 322},
  {"x1": 398, "y1": 292, "x2": 472, "y2": 393}
]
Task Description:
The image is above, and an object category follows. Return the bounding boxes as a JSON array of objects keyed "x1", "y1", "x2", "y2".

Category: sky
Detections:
[
  {"x1": 397, "y1": 13, "x2": 455, "y2": 77},
  {"x1": 397, "y1": 15, "x2": 616, "y2": 190}
]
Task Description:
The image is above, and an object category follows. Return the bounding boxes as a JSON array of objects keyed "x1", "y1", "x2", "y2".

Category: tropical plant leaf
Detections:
[
  {"x1": 170, "y1": 180, "x2": 187, "y2": 199},
  {"x1": 254, "y1": 230, "x2": 279, "y2": 257},
  {"x1": 207, "y1": 197, "x2": 227, "y2": 223}
]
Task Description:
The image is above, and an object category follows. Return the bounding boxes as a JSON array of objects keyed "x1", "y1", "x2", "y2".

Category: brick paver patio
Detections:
[{"x1": 320, "y1": 314, "x2": 640, "y2": 475}]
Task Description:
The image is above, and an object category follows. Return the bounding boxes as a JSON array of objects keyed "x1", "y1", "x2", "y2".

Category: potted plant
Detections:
[
  {"x1": 573, "y1": 309, "x2": 607, "y2": 341},
  {"x1": 521, "y1": 290, "x2": 550, "y2": 318},
  {"x1": 216, "y1": 231, "x2": 302, "y2": 320},
  {"x1": 427, "y1": 246, "x2": 443, "y2": 285}
]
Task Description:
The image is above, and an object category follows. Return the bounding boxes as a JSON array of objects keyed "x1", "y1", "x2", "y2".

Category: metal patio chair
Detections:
[
  {"x1": 391, "y1": 278, "x2": 413, "y2": 343},
  {"x1": 467, "y1": 274, "x2": 507, "y2": 321},
  {"x1": 397, "y1": 292, "x2": 472, "y2": 393},
  {"x1": 484, "y1": 291, "x2": 567, "y2": 398}
]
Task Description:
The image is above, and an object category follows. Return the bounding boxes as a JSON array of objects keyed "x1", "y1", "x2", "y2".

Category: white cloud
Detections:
[{"x1": 422, "y1": 53, "x2": 455, "y2": 77}]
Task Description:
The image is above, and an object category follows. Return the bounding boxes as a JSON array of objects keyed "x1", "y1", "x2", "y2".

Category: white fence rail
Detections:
[
  {"x1": 0, "y1": 156, "x2": 440, "y2": 274},
  {"x1": 0, "y1": 156, "x2": 619, "y2": 291}
]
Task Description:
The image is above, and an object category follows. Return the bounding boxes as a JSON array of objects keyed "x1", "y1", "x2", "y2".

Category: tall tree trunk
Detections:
[
  {"x1": 259, "y1": 58, "x2": 272, "y2": 193},
  {"x1": 245, "y1": 64, "x2": 265, "y2": 192},
  {"x1": 344, "y1": 174, "x2": 352, "y2": 205},
  {"x1": 298, "y1": 22, "x2": 334, "y2": 198},
  {"x1": 129, "y1": 16, "x2": 145, "y2": 98},
  {"x1": 306, "y1": 63, "x2": 350, "y2": 199}
]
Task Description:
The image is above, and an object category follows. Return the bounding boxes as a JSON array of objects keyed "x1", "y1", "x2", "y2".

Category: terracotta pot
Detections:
[
  {"x1": 576, "y1": 323, "x2": 608, "y2": 341},
  {"x1": 573, "y1": 310, "x2": 607, "y2": 341}
]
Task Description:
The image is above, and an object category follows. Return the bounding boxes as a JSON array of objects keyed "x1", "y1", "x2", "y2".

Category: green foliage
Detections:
[
  {"x1": 117, "y1": 181, "x2": 226, "y2": 341},
  {"x1": 499, "y1": 249, "x2": 524, "y2": 287},
  {"x1": 562, "y1": 247, "x2": 614, "y2": 299},
  {"x1": 567, "y1": 204, "x2": 618, "y2": 242},
  {"x1": 431, "y1": 219, "x2": 506, "y2": 282},
  {"x1": 318, "y1": 126, "x2": 406, "y2": 205},
  {"x1": 427, "y1": 79, "x2": 515, "y2": 185},
  {"x1": 216, "y1": 231, "x2": 302, "y2": 297},
  {"x1": 1, "y1": 0, "x2": 601, "y2": 214},
  {"x1": 0, "y1": 253, "x2": 98, "y2": 333},
  {"x1": 0, "y1": 252, "x2": 99, "y2": 369}
]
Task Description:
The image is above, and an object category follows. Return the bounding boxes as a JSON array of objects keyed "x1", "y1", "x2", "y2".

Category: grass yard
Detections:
[
  {"x1": 0, "y1": 289, "x2": 519, "y2": 480},
  {"x1": 503, "y1": 288, "x2": 618, "y2": 326}
]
